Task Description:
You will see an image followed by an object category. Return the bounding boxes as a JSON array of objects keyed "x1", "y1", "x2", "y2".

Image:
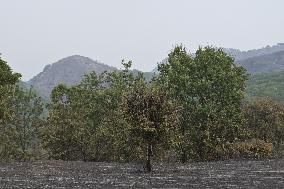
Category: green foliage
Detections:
[
  {"x1": 246, "y1": 70, "x2": 284, "y2": 101},
  {"x1": 0, "y1": 57, "x2": 21, "y2": 86},
  {"x1": 0, "y1": 56, "x2": 21, "y2": 120},
  {"x1": 158, "y1": 45, "x2": 248, "y2": 161},
  {"x1": 43, "y1": 61, "x2": 138, "y2": 161},
  {"x1": 0, "y1": 86, "x2": 44, "y2": 161},
  {"x1": 0, "y1": 57, "x2": 44, "y2": 161},
  {"x1": 3, "y1": 46, "x2": 284, "y2": 163},
  {"x1": 43, "y1": 84, "x2": 83, "y2": 160}
]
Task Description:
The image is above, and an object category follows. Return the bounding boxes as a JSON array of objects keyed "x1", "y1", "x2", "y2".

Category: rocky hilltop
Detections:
[{"x1": 28, "y1": 55, "x2": 116, "y2": 98}]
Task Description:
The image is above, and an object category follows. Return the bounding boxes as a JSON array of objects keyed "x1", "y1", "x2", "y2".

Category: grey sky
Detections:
[{"x1": 1, "y1": 0, "x2": 284, "y2": 81}]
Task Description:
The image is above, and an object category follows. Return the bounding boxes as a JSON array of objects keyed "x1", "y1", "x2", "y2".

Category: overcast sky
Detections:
[{"x1": 1, "y1": 0, "x2": 284, "y2": 81}]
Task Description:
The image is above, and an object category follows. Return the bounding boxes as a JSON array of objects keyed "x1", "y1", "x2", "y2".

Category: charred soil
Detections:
[{"x1": 0, "y1": 159, "x2": 284, "y2": 188}]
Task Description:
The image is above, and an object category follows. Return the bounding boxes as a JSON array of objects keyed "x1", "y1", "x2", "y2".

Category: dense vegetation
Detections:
[{"x1": 1, "y1": 46, "x2": 284, "y2": 172}]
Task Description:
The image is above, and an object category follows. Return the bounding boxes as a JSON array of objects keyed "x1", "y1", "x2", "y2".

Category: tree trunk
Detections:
[
  {"x1": 145, "y1": 143, "x2": 153, "y2": 172},
  {"x1": 180, "y1": 125, "x2": 187, "y2": 163}
]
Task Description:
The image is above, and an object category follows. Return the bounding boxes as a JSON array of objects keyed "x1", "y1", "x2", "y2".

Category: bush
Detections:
[
  {"x1": 243, "y1": 98, "x2": 284, "y2": 152},
  {"x1": 228, "y1": 139, "x2": 273, "y2": 159}
]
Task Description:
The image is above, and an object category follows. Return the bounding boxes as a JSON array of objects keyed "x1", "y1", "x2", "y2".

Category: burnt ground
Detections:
[{"x1": 0, "y1": 159, "x2": 283, "y2": 188}]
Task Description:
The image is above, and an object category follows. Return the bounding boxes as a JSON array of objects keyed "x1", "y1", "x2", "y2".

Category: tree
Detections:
[
  {"x1": 0, "y1": 86, "x2": 44, "y2": 160},
  {"x1": 0, "y1": 56, "x2": 21, "y2": 86},
  {"x1": 158, "y1": 45, "x2": 247, "y2": 161},
  {"x1": 43, "y1": 61, "x2": 138, "y2": 161},
  {"x1": 43, "y1": 84, "x2": 88, "y2": 160},
  {"x1": 122, "y1": 79, "x2": 180, "y2": 172},
  {"x1": 0, "y1": 56, "x2": 21, "y2": 120}
]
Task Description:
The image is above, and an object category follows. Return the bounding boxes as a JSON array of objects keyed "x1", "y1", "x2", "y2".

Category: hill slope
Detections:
[
  {"x1": 246, "y1": 70, "x2": 284, "y2": 101},
  {"x1": 28, "y1": 55, "x2": 116, "y2": 98}
]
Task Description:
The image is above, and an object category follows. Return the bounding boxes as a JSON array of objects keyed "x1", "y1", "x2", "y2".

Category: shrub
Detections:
[
  {"x1": 228, "y1": 139, "x2": 273, "y2": 159},
  {"x1": 243, "y1": 98, "x2": 284, "y2": 152}
]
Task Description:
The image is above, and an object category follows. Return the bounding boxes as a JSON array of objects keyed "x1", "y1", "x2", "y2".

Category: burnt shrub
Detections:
[
  {"x1": 243, "y1": 98, "x2": 284, "y2": 153},
  {"x1": 228, "y1": 139, "x2": 273, "y2": 159}
]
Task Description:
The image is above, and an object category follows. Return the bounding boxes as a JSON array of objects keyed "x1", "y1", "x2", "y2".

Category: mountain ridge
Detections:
[
  {"x1": 236, "y1": 50, "x2": 284, "y2": 73},
  {"x1": 224, "y1": 43, "x2": 284, "y2": 61}
]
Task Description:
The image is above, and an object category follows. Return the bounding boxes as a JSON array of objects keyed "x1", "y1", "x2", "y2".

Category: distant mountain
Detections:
[
  {"x1": 237, "y1": 50, "x2": 284, "y2": 73},
  {"x1": 224, "y1": 43, "x2": 284, "y2": 61},
  {"x1": 246, "y1": 70, "x2": 284, "y2": 101},
  {"x1": 28, "y1": 55, "x2": 116, "y2": 98}
]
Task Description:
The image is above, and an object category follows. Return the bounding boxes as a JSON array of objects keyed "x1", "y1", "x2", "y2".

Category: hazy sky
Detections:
[{"x1": 1, "y1": 0, "x2": 284, "y2": 81}]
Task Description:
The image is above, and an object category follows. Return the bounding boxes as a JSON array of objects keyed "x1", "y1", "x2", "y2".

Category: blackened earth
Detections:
[{"x1": 0, "y1": 159, "x2": 283, "y2": 188}]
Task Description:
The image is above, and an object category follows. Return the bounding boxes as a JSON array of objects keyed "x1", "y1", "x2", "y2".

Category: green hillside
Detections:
[{"x1": 246, "y1": 70, "x2": 284, "y2": 101}]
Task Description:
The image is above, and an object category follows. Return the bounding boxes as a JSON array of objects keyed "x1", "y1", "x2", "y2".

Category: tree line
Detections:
[{"x1": 1, "y1": 46, "x2": 284, "y2": 171}]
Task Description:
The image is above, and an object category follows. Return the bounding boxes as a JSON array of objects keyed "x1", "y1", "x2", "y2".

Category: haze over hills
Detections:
[
  {"x1": 27, "y1": 43, "x2": 284, "y2": 100},
  {"x1": 236, "y1": 50, "x2": 284, "y2": 73}
]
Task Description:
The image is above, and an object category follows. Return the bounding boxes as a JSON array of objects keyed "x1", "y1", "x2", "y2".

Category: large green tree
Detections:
[{"x1": 158, "y1": 46, "x2": 247, "y2": 161}]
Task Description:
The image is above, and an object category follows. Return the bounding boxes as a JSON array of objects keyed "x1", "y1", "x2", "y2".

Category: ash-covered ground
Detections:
[{"x1": 0, "y1": 159, "x2": 283, "y2": 188}]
